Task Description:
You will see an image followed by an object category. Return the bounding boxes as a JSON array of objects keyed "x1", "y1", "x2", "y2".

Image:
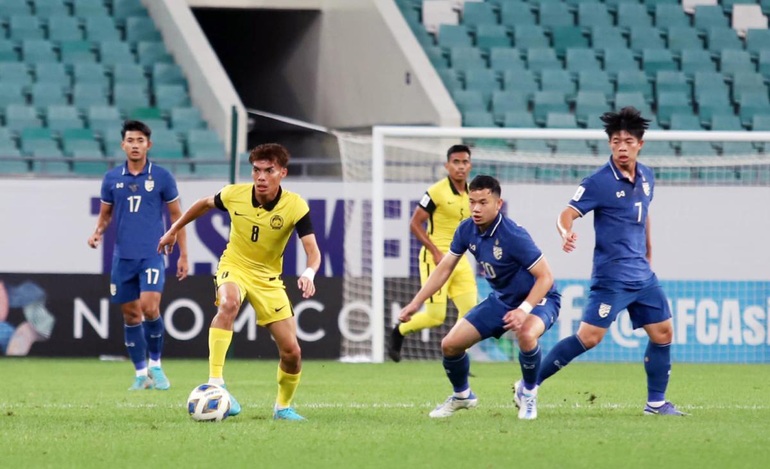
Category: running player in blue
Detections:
[
  {"x1": 398, "y1": 175, "x2": 560, "y2": 420},
  {"x1": 88, "y1": 120, "x2": 188, "y2": 391},
  {"x1": 535, "y1": 106, "x2": 686, "y2": 416}
]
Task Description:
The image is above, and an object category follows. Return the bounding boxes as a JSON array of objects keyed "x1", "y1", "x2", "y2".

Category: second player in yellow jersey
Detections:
[{"x1": 388, "y1": 145, "x2": 478, "y2": 362}]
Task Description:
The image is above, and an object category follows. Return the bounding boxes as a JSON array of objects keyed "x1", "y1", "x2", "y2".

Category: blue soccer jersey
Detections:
[
  {"x1": 568, "y1": 157, "x2": 655, "y2": 284},
  {"x1": 449, "y1": 213, "x2": 558, "y2": 308},
  {"x1": 100, "y1": 161, "x2": 179, "y2": 259}
]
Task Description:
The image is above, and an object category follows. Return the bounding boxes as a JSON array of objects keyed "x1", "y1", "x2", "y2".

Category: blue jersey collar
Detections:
[
  {"x1": 478, "y1": 213, "x2": 503, "y2": 238},
  {"x1": 121, "y1": 160, "x2": 152, "y2": 176},
  {"x1": 607, "y1": 156, "x2": 646, "y2": 183}
]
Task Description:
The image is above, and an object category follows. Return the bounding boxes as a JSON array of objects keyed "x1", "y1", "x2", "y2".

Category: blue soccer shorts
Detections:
[
  {"x1": 110, "y1": 255, "x2": 166, "y2": 304},
  {"x1": 464, "y1": 290, "x2": 561, "y2": 340},
  {"x1": 582, "y1": 274, "x2": 671, "y2": 329}
]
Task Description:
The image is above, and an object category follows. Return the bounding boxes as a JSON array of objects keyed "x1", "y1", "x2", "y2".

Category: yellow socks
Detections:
[
  {"x1": 276, "y1": 367, "x2": 301, "y2": 409},
  {"x1": 208, "y1": 327, "x2": 232, "y2": 380}
]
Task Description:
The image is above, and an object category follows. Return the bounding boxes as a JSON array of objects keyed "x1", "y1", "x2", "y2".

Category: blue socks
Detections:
[
  {"x1": 518, "y1": 344, "x2": 541, "y2": 390},
  {"x1": 442, "y1": 352, "x2": 470, "y2": 392},
  {"x1": 143, "y1": 316, "x2": 165, "y2": 362},
  {"x1": 645, "y1": 341, "x2": 671, "y2": 402},
  {"x1": 124, "y1": 324, "x2": 147, "y2": 371},
  {"x1": 536, "y1": 334, "x2": 587, "y2": 386}
]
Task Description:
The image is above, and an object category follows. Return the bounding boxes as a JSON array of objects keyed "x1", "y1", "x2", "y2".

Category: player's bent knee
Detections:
[
  {"x1": 217, "y1": 298, "x2": 241, "y2": 318},
  {"x1": 279, "y1": 344, "x2": 302, "y2": 366},
  {"x1": 440, "y1": 338, "x2": 464, "y2": 357},
  {"x1": 516, "y1": 327, "x2": 540, "y2": 350}
]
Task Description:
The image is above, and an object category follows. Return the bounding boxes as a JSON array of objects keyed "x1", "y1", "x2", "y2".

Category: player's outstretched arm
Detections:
[
  {"x1": 167, "y1": 200, "x2": 189, "y2": 280},
  {"x1": 557, "y1": 207, "x2": 580, "y2": 253},
  {"x1": 87, "y1": 203, "x2": 113, "y2": 248},
  {"x1": 297, "y1": 233, "x2": 321, "y2": 299},
  {"x1": 398, "y1": 253, "x2": 461, "y2": 322},
  {"x1": 410, "y1": 206, "x2": 442, "y2": 264},
  {"x1": 158, "y1": 195, "x2": 215, "y2": 255},
  {"x1": 503, "y1": 256, "x2": 554, "y2": 331}
]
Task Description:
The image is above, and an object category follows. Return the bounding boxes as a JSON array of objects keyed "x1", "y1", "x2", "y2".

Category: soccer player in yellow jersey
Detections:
[
  {"x1": 388, "y1": 145, "x2": 478, "y2": 362},
  {"x1": 158, "y1": 143, "x2": 321, "y2": 421}
]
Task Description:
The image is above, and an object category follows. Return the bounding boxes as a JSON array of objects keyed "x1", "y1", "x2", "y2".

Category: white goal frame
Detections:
[{"x1": 367, "y1": 126, "x2": 770, "y2": 363}]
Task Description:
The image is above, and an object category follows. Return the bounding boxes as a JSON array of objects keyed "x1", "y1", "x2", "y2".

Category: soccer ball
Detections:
[{"x1": 187, "y1": 384, "x2": 231, "y2": 422}]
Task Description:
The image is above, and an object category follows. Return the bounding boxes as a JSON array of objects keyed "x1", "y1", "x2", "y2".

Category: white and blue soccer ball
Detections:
[{"x1": 187, "y1": 384, "x2": 231, "y2": 422}]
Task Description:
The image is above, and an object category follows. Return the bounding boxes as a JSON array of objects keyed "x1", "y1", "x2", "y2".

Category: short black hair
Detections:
[
  {"x1": 121, "y1": 120, "x2": 152, "y2": 140},
  {"x1": 446, "y1": 144, "x2": 471, "y2": 161},
  {"x1": 600, "y1": 106, "x2": 650, "y2": 140},
  {"x1": 249, "y1": 143, "x2": 290, "y2": 168},
  {"x1": 469, "y1": 174, "x2": 501, "y2": 197}
]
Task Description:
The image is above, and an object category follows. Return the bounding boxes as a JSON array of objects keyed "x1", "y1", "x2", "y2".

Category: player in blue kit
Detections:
[
  {"x1": 398, "y1": 175, "x2": 560, "y2": 420},
  {"x1": 533, "y1": 107, "x2": 686, "y2": 416},
  {"x1": 88, "y1": 120, "x2": 188, "y2": 391}
]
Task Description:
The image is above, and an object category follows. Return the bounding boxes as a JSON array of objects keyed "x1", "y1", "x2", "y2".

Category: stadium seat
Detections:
[
  {"x1": 125, "y1": 17, "x2": 162, "y2": 42},
  {"x1": 575, "y1": 91, "x2": 610, "y2": 125},
  {"x1": 746, "y1": 29, "x2": 770, "y2": 61},
  {"x1": 0, "y1": 84, "x2": 27, "y2": 108},
  {"x1": 34, "y1": 62, "x2": 70, "y2": 86},
  {"x1": 656, "y1": 91, "x2": 692, "y2": 128},
  {"x1": 538, "y1": 3, "x2": 574, "y2": 29},
  {"x1": 113, "y1": 63, "x2": 149, "y2": 91},
  {"x1": 137, "y1": 42, "x2": 174, "y2": 66},
  {"x1": 503, "y1": 69, "x2": 538, "y2": 99},
  {"x1": 751, "y1": 114, "x2": 770, "y2": 130},
  {"x1": 0, "y1": 63, "x2": 33, "y2": 87},
  {"x1": 152, "y1": 63, "x2": 186, "y2": 86},
  {"x1": 655, "y1": 71, "x2": 690, "y2": 105},
  {"x1": 680, "y1": 49, "x2": 717, "y2": 77},
  {"x1": 654, "y1": 4, "x2": 690, "y2": 28},
  {"x1": 540, "y1": 69, "x2": 577, "y2": 102},
  {"x1": 500, "y1": 2, "x2": 536, "y2": 28},
  {"x1": 616, "y1": 70, "x2": 653, "y2": 103},
  {"x1": 526, "y1": 47, "x2": 562, "y2": 73},
  {"x1": 565, "y1": 48, "x2": 601, "y2": 74},
  {"x1": 617, "y1": 4, "x2": 653, "y2": 30},
  {"x1": 99, "y1": 41, "x2": 136, "y2": 66},
  {"x1": 719, "y1": 50, "x2": 755, "y2": 78},
  {"x1": 731, "y1": 72, "x2": 767, "y2": 105},
  {"x1": 113, "y1": 0, "x2": 149, "y2": 19},
  {"x1": 546, "y1": 112, "x2": 578, "y2": 128},
  {"x1": 9, "y1": 15, "x2": 45, "y2": 41},
  {"x1": 696, "y1": 93, "x2": 734, "y2": 126},
  {"x1": 614, "y1": 91, "x2": 652, "y2": 116},
  {"x1": 48, "y1": 17, "x2": 82, "y2": 42},
  {"x1": 170, "y1": 107, "x2": 205, "y2": 132},
  {"x1": 739, "y1": 92, "x2": 770, "y2": 127},
  {"x1": 46, "y1": 105, "x2": 84, "y2": 131},
  {"x1": 34, "y1": 0, "x2": 70, "y2": 18},
  {"x1": 154, "y1": 84, "x2": 190, "y2": 109},
  {"x1": 577, "y1": 3, "x2": 613, "y2": 29},
  {"x1": 30, "y1": 83, "x2": 68, "y2": 108},
  {"x1": 641, "y1": 48, "x2": 677, "y2": 77},
  {"x1": 5, "y1": 104, "x2": 42, "y2": 131},
  {"x1": 463, "y1": 111, "x2": 496, "y2": 127},
  {"x1": 437, "y1": 24, "x2": 472, "y2": 49},
  {"x1": 533, "y1": 91, "x2": 568, "y2": 126},
  {"x1": 450, "y1": 47, "x2": 485, "y2": 71},
  {"x1": 642, "y1": 140, "x2": 676, "y2": 157},
  {"x1": 577, "y1": 70, "x2": 614, "y2": 102},
  {"x1": 666, "y1": 27, "x2": 704, "y2": 59},
  {"x1": 602, "y1": 47, "x2": 641, "y2": 77},
  {"x1": 72, "y1": 83, "x2": 109, "y2": 108},
  {"x1": 73, "y1": 63, "x2": 109, "y2": 92},
  {"x1": 475, "y1": 25, "x2": 511, "y2": 49},
  {"x1": 551, "y1": 26, "x2": 588, "y2": 59},
  {"x1": 706, "y1": 27, "x2": 744, "y2": 56},
  {"x1": 114, "y1": 84, "x2": 151, "y2": 112},
  {"x1": 670, "y1": 112, "x2": 704, "y2": 130},
  {"x1": 87, "y1": 105, "x2": 122, "y2": 135},
  {"x1": 488, "y1": 48, "x2": 525, "y2": 72},
  {"x1": 513, "y1": 25, "x2": 549, "y2": 51},
  {"x1": 60, "y1": 40, "x2": 97, "y2": 64},
  {"x1": 693, "y1": 5, "x2": 729, "y2": 32},
  {"x1": 0, "y1": 0, "x2": 32, "y2": 17},
  {"x1": 462, "y1": 2, "x2": 497, "y2": 30},
  {"x1": 491, "y1": 91, "x2": 528, "y2": 121},
  {"x1": 679, "y1": 141, "x2": 719, "y2": 157},
  {"x1": 590, "y1": 26, "x2": 627, "y2": 53},
  {"x1": 84, "y1": 17, "x2": 121, "y2": 41},
  {"x1": 22, "y1": 40, "x2": 57, "y2": 63},
  {"x1": 503, "y1": 110, "x2": 536, "y2": 128}
]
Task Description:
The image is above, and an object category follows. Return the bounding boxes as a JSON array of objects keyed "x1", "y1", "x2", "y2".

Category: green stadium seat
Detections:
[
  {"x1": 533, "y1": 91, "x2": 568, "y2": 125},
  {"x1": 187, "y1": 129, "x2": 222, "y2": 147},
  {"x1": 536, "y1": 165, "x2": 573, "y2": 182},
  {"x1": 654, "y1": 4, "x2": 690, "y2": 29},
  {"x1": 629, "y1": 26, "x2": 666, "y2": 58},
  {"x1": 526, "y1": 47, "x2": 562, "y2": 73},
  {"x1": 679, "y1": 141, "x2": 719, "y2": 156},
  {"x1": 73, "y1": 83, "x2": 109, "y2": 107},
  {"x1": 503, "y1": 69, "x2": 538, "y2": 98},
  {"x1": 706, "y1": 27, "x2": 744, "y2": 56},
  {"x1": 65, "y1": 139, "x2": 103, "y2": 157},
  {"x1": 666, "y1": 27, "x2": 703, "y2": 60},
  {"x1": 60, "y1": 40, "x2": 97, "y2": 64},
  {"x1": 746, "y1": 29, "x2": 770, "y2": 61},
  {"x1": 751, "y1": 114, "x2": 770, "y2": 130},
  {"x1": 693, "y1": 5, "x2": 729, "y2": 32},
  {"x1": 515, "y1": 139, "x2": 552, "y2": 155},
  {"x1": 577, "y1": 3, "x2": 613, "y2": 28},
  {"x1": 655, "y1": 167, "x2": 692, "y2": 182},
  {"x1": 72, "y1": 159, "x2": 111, "y2": 175},
  {"x1": 575, "y1": 90, "x2": 610, "y2": 125},
  {"x1": 170, "y1": 107, "x2": 205, "y2": 132},
  {"x1": 616, "y1": 70, "x2": 653, "y2": 103},
  {"x1": 503, "y1": 110, "x2": 536, "y2": 128},
  {"x1": 154, "y1": 84, "x2": 190, "y2": 109},
  {"x1": 739, "y1": 92, "x2": 770, "y2": 127},
  {"x1": 73, "y1": 62, "x2": 109, "y2": 92},
  {"x1": 48, "y1": 17, "x2": 82, "y2": 42},
  {"x1": 602, "y1": 47, "x2": 641, "y2": 77},
  {"x1": 0, "y1": 159, "x2": 31, "y2": 174},
  {"x1": 152, "y1": 63, "x2": 186, "y2": 86},
  {"x1": 546, "y1": 112, "x2": 578, "y2": 128},
  {"x1": 87, "y1": 105, "x2": 122, "y2": 134},
  {"x1": 9, "y1": 16, "x2": 45, "y2": 41},
  {"x1": 137, "y1": 41, "x2": 174, "y2": 66},
  {"x1": 437, "y1": 25, "x2": 473, "y2": 49},
  {"x1": 33, "y1": 62, "x2": 69, "y2": 86},
  {"x1": 0, "y1": 0, "x2": 32, "y2": 17},
  {"x1": 491, "y1": 90, "x2": 528, "y2": 117},
  {"x1": 0, "y1": 41, "x2": 19, "y2": 62},
  {"x1": 125, "y1": 17, "x2": 162, "y2": 42},
  {"x1": 500, "y1": 2, "x2": 536, "y2": 28},
  {"x1": 129, "y1": 107, "x2": 162, "y2": 120},
  {"x1": 696, "y1": 93, "x2": 734, "y2": 127},
  {"x1": 618, "y1": 4, "x2": 653, "y2": 30},
  {"x1": 47, "y1": 105, "x2": 84, "y2": 130},
  {"x1": 0, "y1": 84, "x2": 26, "y2": 108},
  {"x1": 731, "y1": 72, "x2": 767, "y2": 105},
  {"x1": 475, "y1": 25, "x2": 510, "y2": 49},
  {"x1": 655, "y1": 71, "x2": 690, "y2": 103},
  {"x1": 84, "y1": 17, "x2": 121, "y2": 41},
  {"x1": 538, "y1": 3, "x2": 575, "y2": 29},
  {"x1": 513, "y1": 25, "x2": 549, "y2": 51},
  {"x1": 555, "y1": 139, "x2": 594, "y2": 154},
  {"x1": 462, "y1": 2, "x2": 498, "y2": 30},
  {"x1": 99, "y1": 41, "x2": 136, "y2": 66},
  {"x1": 642, "y1": 48, "x2": 677, "y2": 77},
  {"x1": 22, "y1": 40, "x2": 57, "y2": 63},
  {"x1": 24, "y1": 139, "x2": 61, "y2": 158},
  {"x1": 114, "y1": 0, "x2": 148, "y2": 19},
  {"x1": 449, "y1": 46, "x2": 485, "y2": 70},
  {"x1": 489, "y1": 47, "x2": 525, "y2": 72},
  {"x1": 669, "y1": 112, "x2": 703, "y2": 130},
  {"x1": 114, "y1": 84, "x2": 151, "y2": 112},
  {"x1": 0, "y1": 62, "x2": 33, "y2": 87},
  {"x1": 114, "y1": 63, "x2": 149, "y2": 90},
  {"x1": 551, "y1": 26, "x2": 588, "y2": 59},
  {"x1": 614, "y1": 91, "x2": 652, "y2": 115},
  {"x1": 565, "y1": 48, "x2": 601, "y2": 75},
  {"x1": 642, "y1": 141, "x2": 676, "y2": 157},
  {"x1": 590, "y1": 26, "x2": 627, "y2": 53},
  {"x1": 438, "y1": 68, "x2": 462, "y2": 94},
  {"x1": 680, "y1": 49, "x2": 717, "y2": 77},
  {"x1": 34, "y1": 0, "x2": 70, "y2": 18},
  {"x1": 463, "y1": 111, "x2": 496, "y2": 127},
  {"x1": 577, "y1": 69, "x2": 613, "y2": 101},
  {"x1": 656, "y1": 91, "x2": 692, "y2": 128},
  {"x1": 31, "y1": 83, "x2": 68, "y2": 108},
  {"x1": 540, "y1": 69, "x2": 577, "y2": 101},
  {"x1": 719, "y1": 50, "x2": 756, "y2": 77},
  {"x1": 5, "y1": 104, "x2": 42, "y2": 131}
]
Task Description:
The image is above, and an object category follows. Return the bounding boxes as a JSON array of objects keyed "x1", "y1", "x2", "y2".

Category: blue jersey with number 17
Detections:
[
  {"x1": 449, "y1": 213, "x2": 557, "y2": 309},
  {"x1": 568, "y1": 157, "x2": 654, "y2": 285},
  {"x1": 100, "y1": 161, "x2": 179, "y2": 259}
]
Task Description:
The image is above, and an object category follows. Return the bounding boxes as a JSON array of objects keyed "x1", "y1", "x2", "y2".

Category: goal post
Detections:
[{"x1": 336, "y1": 126, "x2": 770, "y2": 364}]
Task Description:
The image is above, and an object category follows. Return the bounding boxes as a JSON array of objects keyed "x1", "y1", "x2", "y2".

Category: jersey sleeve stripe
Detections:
[
  {"x1": 567, "y1": 203, "x2": 584, "y2": 217},
  {"x1": 448, "y1": 250, "x2": 463, "y2": 257},
  {"x1": 165, "y1": 195, "x2": 180, "y2": 204},
  {"x1": 526, "y1": 253, "x2": 544, "y2": 271},
  {"x1": 100, "y1": 200, "x2": 113, "y2": 205}
]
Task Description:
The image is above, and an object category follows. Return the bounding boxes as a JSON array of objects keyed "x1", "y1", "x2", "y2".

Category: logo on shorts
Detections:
[
  {"x1": 598, "y1": 303, "x2": 612, "y2": 318},
  {"x1": 144, "y1": 179, "x2": 154, "y2": 192},
  {"x1": 274, "y1": 305, "x2": 287, "y2": 312},
  {"x1": 110, "y1": 284, "x2": 117, "y2": 296},
  {"x1": 270, "y1": 215, "x2": 284, "y2": 230},
  {"x1": 469, "y1": 244, "x2": 476, "y2": 252}
]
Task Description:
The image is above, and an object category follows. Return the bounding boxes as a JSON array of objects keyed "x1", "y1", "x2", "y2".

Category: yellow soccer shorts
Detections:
[
  {"x1": 214, "y1": 263, "x2": 293, "y2": 326},
  {"x1": 419, "y1": 253, "x2": 477, "y2": 304}
]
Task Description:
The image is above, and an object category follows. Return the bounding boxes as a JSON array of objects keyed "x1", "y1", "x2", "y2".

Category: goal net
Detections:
[{"x1": 337, "y1": 127, "x2": 770, "y2": 364}]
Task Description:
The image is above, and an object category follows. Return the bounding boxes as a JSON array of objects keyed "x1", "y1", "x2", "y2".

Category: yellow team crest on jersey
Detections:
[{"x1": 270, "y1": 215, "x2": 284, "y2": 229}]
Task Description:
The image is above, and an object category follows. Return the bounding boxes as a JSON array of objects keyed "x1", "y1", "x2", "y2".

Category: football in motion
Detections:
[{"x1": 187, "y1": 384, "x2": 231, "y2": 422}]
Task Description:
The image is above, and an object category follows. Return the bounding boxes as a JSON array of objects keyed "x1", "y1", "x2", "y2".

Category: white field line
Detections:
[{"x1": 1, "y1": 402, "x2": 768, "y2": 411}]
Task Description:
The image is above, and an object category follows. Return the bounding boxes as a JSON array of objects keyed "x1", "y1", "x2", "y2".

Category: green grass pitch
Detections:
[{"x1": 1, "y1": 358, "x2": 769, "y2": 468}]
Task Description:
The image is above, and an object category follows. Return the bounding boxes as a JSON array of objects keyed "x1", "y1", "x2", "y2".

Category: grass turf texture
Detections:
[{"x1": 1, "y1": 359, "x2": 768, "y2": 468}]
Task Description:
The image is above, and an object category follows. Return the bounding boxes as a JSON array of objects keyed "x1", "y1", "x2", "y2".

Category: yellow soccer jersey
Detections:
[
  {"x1": 417, "y1": 177, "x2": 469, "y2": 254},
  {"x1": 215, "y1": 184, "x2": 311, "y2": 277}
]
